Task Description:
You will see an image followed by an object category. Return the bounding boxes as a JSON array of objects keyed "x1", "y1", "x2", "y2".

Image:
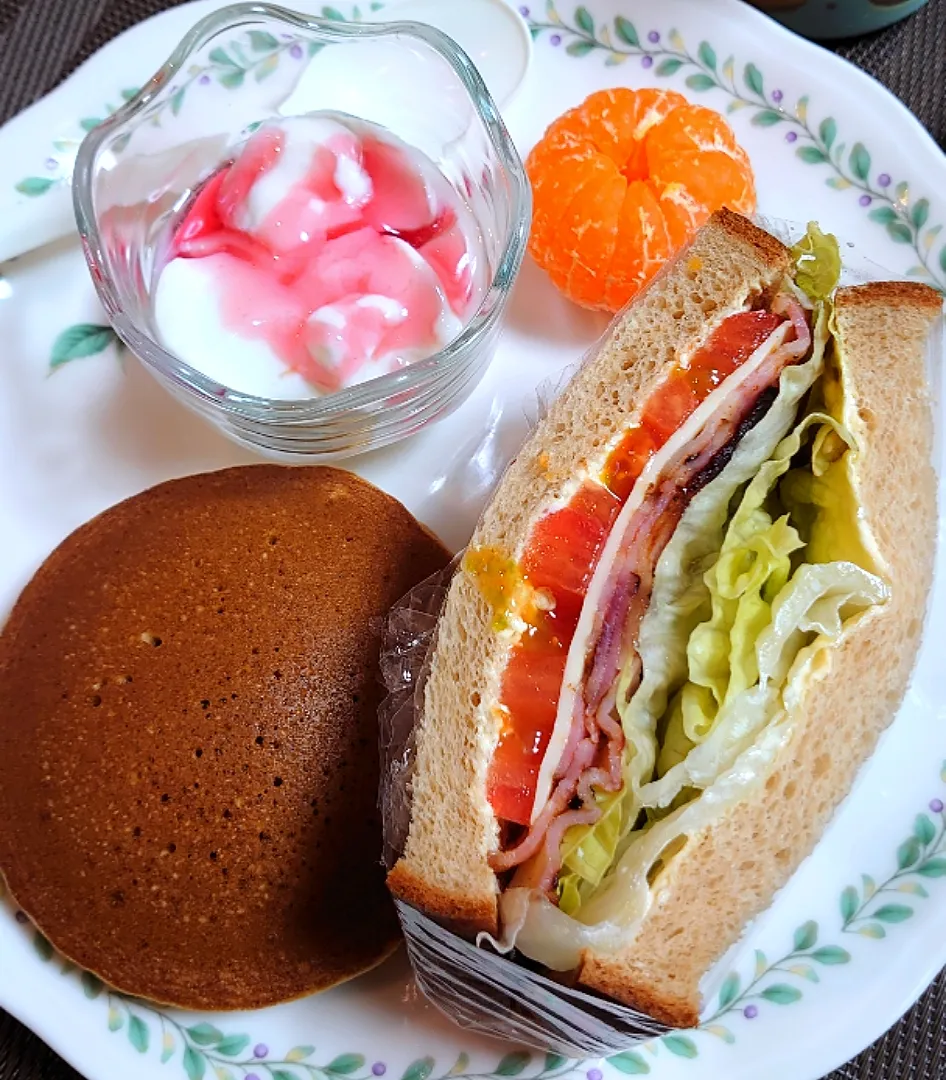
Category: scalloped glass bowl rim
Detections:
[{"x1": 72, "y1": 1, "x2": 530, "y2": 424}]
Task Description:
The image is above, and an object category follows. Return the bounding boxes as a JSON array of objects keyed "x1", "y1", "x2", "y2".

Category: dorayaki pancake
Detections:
[{"x1": 0, "y1": 465, "x2": 449, "y2": 1010}]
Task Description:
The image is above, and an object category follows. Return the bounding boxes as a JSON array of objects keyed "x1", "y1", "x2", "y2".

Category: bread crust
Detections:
[
  {"x1": 834, "y1": 279, "x2": 944, "y2": 311},
  {"x1": 577, "y1": 280, "x2": 941, "y2": 1024},
  {"x1": 713, "y1": 206, "x2": 794, "y2": 269},
  {"x1": 388, "y1": 212, "x2": 793, "y2": 930},
  {"x1": 386, "y1": 862, "x2": 500, "y2": 938}
]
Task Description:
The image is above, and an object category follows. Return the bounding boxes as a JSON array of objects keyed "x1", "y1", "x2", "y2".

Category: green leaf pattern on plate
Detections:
[
  {"x1": 9, "y1": 0, "x2": 946, "y2": 1065},
  {"x1": 496, "y1": 1052, "x2": 533, "y2": 1076},
  {"x1": 660, "y1": 1036, "x2": 698, "y2": 1060},
  {"x1": 329, "y1": 1053, "x2": 367, "y2": 1073},
  {"x1": 129, "y1": 1014, "x2": 151, "y2": 1054},
  {"x1": 527, "y1": 1, "x2": 946, "y2": 292},
  {"x1": 48, "y1": 322, "x2": 118, "y2": 371},
  {"x1": 81, "y1": 971, "x2": 105, "y2": 999},
  {"x1": 402, "y1": 1057, "x2": 437, "y2": 1080},
  {"x1": 7, "y1": 691, "x2": 946, "y2": 1071},
  {"x1": 13, "y1": 8, "x2": 355, "y2": 198},
  {"x1": 607, "y1": 1052, "x2": 650, "y2": 1074},
  {"x1": 17, "y1": 0, "x2": 946, "y2": 294},
  {"x1": 14, "y1": 176, "x2": 56, "y2": 196},
  {"x1": 31, "y1": 930, "x2": 53, "y2": 962}
]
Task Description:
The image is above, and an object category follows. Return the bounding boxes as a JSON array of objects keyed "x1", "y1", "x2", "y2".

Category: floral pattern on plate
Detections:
[
  {"x1": 8, "y1": 759, "x2": 946, "y2": 1072},
  {"x1": 16, "y1": 0, "x2": 946, "y2": 303},
  {"x1": 13, "y1": 5, "x2": 384, "y2": 200},
  {"x1": 523, "y1": 1, "x2": 946, "y2": 293},
  {"x1": 3, "y1": 3, "x2": 946, "y2": 1080}
]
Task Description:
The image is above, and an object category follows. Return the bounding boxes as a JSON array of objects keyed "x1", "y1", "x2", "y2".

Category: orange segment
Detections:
[
  {"x1": 602, "y1": 179, "x2": 672, "y2": 313},
  {"x1": 655, "y1": 183, "x2": 705, "y2": 251},
  {"x1": 544, "y1": 88, "x2": 687, "y2": 179},
  {"x1": 560, "y1": 166, "x2": 626, "y2": 307},
  {"x1": 526, "y1": 88, "x2": 756, "y2": 313},
  {"x1": 646, "y1": 104, "x2": 755, "y2": 215},
  {"x1": 528, "y1": 136, "x2": 599, "y2": 267}
]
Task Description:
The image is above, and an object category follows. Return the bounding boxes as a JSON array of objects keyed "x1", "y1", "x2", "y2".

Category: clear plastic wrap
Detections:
[
  {"x1": 377, "y1": 558, "x2": 674, "y2": 1055},
  {"x1": 378, "y1": 563, "x2": 458, "y2": 874},
  {"x1": 376, "y1": 219, "x2": 945, "y2": 1055}
]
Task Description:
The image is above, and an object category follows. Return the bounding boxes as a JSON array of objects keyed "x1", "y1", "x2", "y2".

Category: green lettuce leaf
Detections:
[
  {"x1": 783, "y1": 306, "x2": 877, "y2": 570},
  {"x1": 653, "y1": 411, "x2": 852, "y2": 773},
  {"x1": 620, "y1": 303, "x2": 831, "y2": 779},
  {"x1": 558, "y1": 789, "x2": 626, "y2": 916},
  {"x1": 640, "y1": 390, "x2": 886, "y2": 809},
  {"x1": 791, "y1": 222, "x2": 842, "y2": 302},
  {"x1": 643, "y1": 559, "x2": 886, "y2": 809}
]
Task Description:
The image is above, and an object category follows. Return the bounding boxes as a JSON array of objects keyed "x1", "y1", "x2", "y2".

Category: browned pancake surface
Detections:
[{"x1": 0, "y1": 465, "x2": 448, "y2": 1010}]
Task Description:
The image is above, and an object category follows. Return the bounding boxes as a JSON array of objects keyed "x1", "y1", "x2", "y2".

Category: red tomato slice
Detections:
[
  {"x1": 641, "y1": 370, "x2": 700, "y2": 443},
  {"x1": 522, "y1": 485, "x2": 620, "y2": 629},
  {"x1": 603, "y1": 426, "x2": 658, "y2": 501},
  {"x1": 484, "y1": 307, "x2": 791, "y2": 826},
  {"x1": 486, "y1": 484, "x2": 619, "y2": 824},
  {"x1": 524, "y1": 487, "x2": 618, "y2": 587},
  {"x1": 701, "y1": 310, "x2": 783, "y2": 374},
  {"x1": 489, "y1": 647, "x2": 567, "y2": 824}
]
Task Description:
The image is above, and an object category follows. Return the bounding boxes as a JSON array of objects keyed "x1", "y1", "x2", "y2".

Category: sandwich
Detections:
[{"x1": 386, "y1": 210, "x2": 942, "y2": 1026}]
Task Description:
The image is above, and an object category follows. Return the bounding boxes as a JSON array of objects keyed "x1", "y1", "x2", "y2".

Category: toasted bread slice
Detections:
[
  {"x1": 387, "y1": 210, "x2": 794, "y2": 931},
  {"x1": 577, "y1": 280, "x2": 942, "y2": 1026}
]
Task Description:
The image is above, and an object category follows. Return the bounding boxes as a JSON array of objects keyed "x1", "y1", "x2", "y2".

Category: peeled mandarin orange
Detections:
[{"x1": 526, "y1": 87, "x2": 757, "y2": 312}]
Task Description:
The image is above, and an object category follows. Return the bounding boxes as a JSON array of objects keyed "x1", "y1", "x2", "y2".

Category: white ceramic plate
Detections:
[{"x1": 2, "y1": 2, "x2": 946, "y2": 1079}]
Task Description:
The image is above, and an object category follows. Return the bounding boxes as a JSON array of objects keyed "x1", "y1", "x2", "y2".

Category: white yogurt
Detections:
[{"x1": 152, "y1": 113, "x2": 485, "y2": 399}]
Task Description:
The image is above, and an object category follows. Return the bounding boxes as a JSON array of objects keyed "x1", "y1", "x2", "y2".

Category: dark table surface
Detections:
[{"x1": 0, "y1": 1, "x2": 945, "y2": 1078}]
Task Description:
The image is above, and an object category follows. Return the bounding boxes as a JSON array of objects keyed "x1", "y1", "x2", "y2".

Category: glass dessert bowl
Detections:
[{"x1": 73, "y1": 2, "x2": 529, "y2": 459}]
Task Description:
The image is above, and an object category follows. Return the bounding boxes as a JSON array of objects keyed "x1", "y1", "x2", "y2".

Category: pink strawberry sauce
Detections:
[{"x1": 161, "y1": 115, "x2": 484, "y2": 393}]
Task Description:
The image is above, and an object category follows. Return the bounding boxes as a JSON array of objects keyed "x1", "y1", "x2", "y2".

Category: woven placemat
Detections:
[{"x1": 0, "y1": 1, "x2": 944, "y2": 1077}]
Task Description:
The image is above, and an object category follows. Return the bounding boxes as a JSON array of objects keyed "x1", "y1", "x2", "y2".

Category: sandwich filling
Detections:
[{"x1": 465, "y1": 225, "x2": 889, "y2": 965}]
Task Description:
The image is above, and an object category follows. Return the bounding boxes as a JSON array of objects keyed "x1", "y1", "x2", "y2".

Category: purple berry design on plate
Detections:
[
  {"x1": 744, "y1": 1004, "x2": 759, "y2": 1019},
  {"x1": 878, "y1": 173, "x2": 892, "y2": 187},
  {"x1": 772, "y1": 89, "x2": 783, "y2": 103},
  {"x1": 931, "y1": 798, "x2": 944, "y2": 813},
  {"x1": 648, "y1": 30, "x2": 660, "y2": 42},
  {"x1": 373, "y1": 1064, "x2": 387, "y2": 1076},
  {"x1": 785, "y1": 131, "x2": 798, "y2": 143},
  {"x1": 290, "y1": 43, "x2": 304, "y2": 59},
  {"x1": 587, "y1": 1070, "x2": 603, "y2": 1080},
  {"x1": 253, "y1": 1044, "x2": 269, "y2": 1059},
  {"x1": 549, "y1": 33, "x2": 562, "y2": 45},
  {"x1": 246, "y1": 1075, "x2": 261, "y2": 1080},
  {"x1": 519, "y1": 4, "x2": 529, "y2": 14},
  {"x1": 642, "y1": 55, "x2": 654, "y2": 68},
  {"x1": 859, "y1": 194, "x2": 872, "y2": 207},
  {"x1": 199, "y1": 74, "x2": 211, "y2": 85}
]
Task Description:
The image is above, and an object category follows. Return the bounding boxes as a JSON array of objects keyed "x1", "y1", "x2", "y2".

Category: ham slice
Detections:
[{"x1": 490, "y1": 297, "x2": 811, "y2": 891}]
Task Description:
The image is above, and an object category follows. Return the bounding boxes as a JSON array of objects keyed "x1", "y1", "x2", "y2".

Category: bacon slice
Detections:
[{"x1": 490, "y1": 297, "x2": 811, "y2": 890}]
